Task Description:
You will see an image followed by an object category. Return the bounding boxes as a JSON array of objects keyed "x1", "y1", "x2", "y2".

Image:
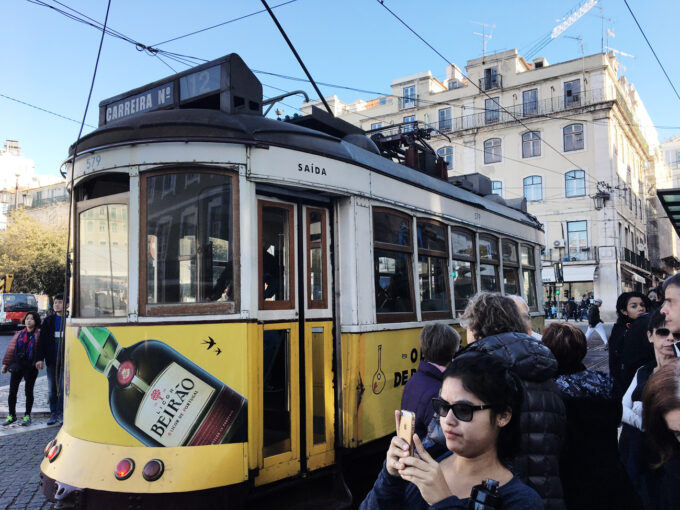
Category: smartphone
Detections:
[
  {"x1": 397, "y1": 410, "x2": 416, "y2": 456},
  {"x1": 674, "y1": 340, "x2": 680, "y2": 358}
]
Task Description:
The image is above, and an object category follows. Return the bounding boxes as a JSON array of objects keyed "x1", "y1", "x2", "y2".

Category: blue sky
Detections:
[{"x1": 2, "y1": 0, "x2": 679, "y2": 177}]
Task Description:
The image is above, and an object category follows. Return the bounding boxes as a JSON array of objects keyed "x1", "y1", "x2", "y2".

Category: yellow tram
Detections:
[{"x1": 39, "y1": 54, "x2": 544, "y2": 508}]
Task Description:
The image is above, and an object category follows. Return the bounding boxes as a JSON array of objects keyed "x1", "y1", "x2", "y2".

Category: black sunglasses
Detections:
[
  {"x1": 432, "y1": 397, "x2": 494, "y2": 422},
  {"x1": 654, "y1": 328, "x2": 680, "y2": 339}
]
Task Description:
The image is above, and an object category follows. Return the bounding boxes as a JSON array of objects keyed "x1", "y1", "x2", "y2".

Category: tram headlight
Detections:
[
  {"x1": 142, "y1": 459, "x2": 164, "y2": 482},
  {"x1": 43, "y1": 439, "x2": 57, "y2": 457},
  {"x1": 47, "y1": 444, "x2": 62, "y2": 463},
  {"x1": 114, "y1": 458, "x2": 135, "y2": 481}
]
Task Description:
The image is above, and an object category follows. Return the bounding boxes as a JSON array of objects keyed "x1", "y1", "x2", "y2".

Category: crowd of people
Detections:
[{"x1": 361, "y1": 278, "x2": 680, "y2": 509}]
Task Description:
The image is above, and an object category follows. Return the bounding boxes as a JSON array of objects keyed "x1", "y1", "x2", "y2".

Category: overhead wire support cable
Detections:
[
  {"x1": 260, "y1": 0, "x2": 332, "y2": 116},
  {"x1": 623, "y1": 0, "x2": 680, "y2": 103},
  {"x1": 375, "y1": 0, "x2": 600, "y2": 187},
  {"x1": 151, "y1": 0, "x2": 299, "y2": 47}
]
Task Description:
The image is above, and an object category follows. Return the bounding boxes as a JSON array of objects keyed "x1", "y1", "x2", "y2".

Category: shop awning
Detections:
[
  {"x1": 657, "y1": 188, "x2": 680, "y2": 238},
  {"x1": 563, "y1": 265, "x2": 597, "y2": 282}
]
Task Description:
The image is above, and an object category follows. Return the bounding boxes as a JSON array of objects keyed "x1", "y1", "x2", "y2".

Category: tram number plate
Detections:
[
  {"x1": 86, "y1": 155, "x2": 103, "y2": 171},
  {"x1": 474, "y1": 212, "x2": 481, "y2": 221}
]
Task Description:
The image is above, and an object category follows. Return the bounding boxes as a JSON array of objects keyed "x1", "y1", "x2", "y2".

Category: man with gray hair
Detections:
[
  {"x1": 508, "y1": 295, "x2": 542, "y2": 341},
  {"x1": 585, "y1": 298, "x2": 608, "y2": 347},
  {"x1": 400, "y1": 323, "x2": 461, "y2": 439},
  {"x1": 661, "y1": 273, "x2": 680, "y2": 333}
]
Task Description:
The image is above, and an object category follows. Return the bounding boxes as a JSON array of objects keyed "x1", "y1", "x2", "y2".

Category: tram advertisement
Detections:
[{"x1": 66, "y1": 324, "x2": 249, "y2": 447}]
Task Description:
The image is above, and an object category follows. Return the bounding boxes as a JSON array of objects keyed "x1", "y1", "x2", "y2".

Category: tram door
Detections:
[{"x1": 255, "y1": 199, "x2": 335, "y2": 486}]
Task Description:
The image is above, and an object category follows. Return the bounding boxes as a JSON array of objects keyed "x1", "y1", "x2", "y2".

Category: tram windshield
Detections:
[{"x1": 145, "y1": 172, "x2": 234, "y2": 305}]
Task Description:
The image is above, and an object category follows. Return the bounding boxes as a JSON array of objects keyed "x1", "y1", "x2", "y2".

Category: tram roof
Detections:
[{"x1": 69, "y1": 108, "x2": 542, "y2": 230}]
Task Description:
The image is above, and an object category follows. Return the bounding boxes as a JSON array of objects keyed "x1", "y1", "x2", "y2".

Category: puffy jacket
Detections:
[
  {"x1": 464, "y1": 332, "x2": 566, "y2": 510},
  {"x1": 400, "y1": 361, "x2": 443, "y2": 439},
  {"x1": 2, "y1": 328, "x2": 43, "y2": 367}
]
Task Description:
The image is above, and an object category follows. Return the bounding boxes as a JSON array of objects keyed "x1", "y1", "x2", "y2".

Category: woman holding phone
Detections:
[{"x1": 360, "y1": 351, "x2": 542, "y2": 509}]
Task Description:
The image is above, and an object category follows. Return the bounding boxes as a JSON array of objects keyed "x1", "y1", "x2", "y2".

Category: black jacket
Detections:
[
  {"x1": 608, "y1": 315, "x2": 654, "y2": 399},
  {"x1": 554, "y1": 368, "x2": 642, "y2": 510},
  {"x1": 37, "y1": 313, "x2": 65, "y2": 367},
  {"x1": 587, "y1": 305, "x2": 602, "y2": 328},
  {"x1": 465, "y1": 332, "x2": 566, "y2": 510}
]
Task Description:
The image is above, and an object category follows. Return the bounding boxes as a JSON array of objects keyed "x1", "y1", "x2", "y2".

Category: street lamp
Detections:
[
  {"x1": 592, "y1": 190, "x2": 610, "y2": 210},
  {"x1": 14, "y1": 173, "x2": 19, "y2": 210}
]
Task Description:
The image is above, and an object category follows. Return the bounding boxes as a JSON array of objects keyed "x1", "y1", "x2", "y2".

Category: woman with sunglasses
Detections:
[
  {"x1": 641, "y1": 361, "x2": 680, "y2": 508},
  {"x1": 618, "y1": 309, "x2": 678, "y2": 507},
  {"x1": 360, "y1": 352, "x2": 542, "y2": 509},
  {"x1": 542, "y1": 322, "x2": 641, "y2": 510}
]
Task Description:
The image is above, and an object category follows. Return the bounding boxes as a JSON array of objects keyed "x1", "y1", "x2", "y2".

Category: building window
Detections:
[
  {"x1": 567, "y1": 221, "x2": 588, "y2": 261},
  {"x1": 483, "y1": 67, "x2": 500, "y2": 90},
  {"x1": 370, "y1": 122, "x2": 382, "y2": 130},
  {"x1": 402, "y1": 85, "x2": 416, "y2": 108},
  {"x1": 417, "y1": 220, "x2": 451, "y2": 319},
  {"x1": 502, "y1": 240, "x2": 519, "y2": 296},
  {"x1": 521, "y1": 245, "x2": 537, "y2": 308},
  {"x1": 563, "y1": 123, "x2": 584, "y2": 152},
  {"x1": 564, "y1": 79, "x2": 581, "y2": 107},
  {"x1": 485, "y1": 97, "x2": 500, "y2": 124},
  {"x1": 522, "y1": 131, "x2": 541, "y2": 158},
  {"x1": 565, "y1": 170, "x2": 586, "y2": 197},
  {"x1": 437, "y1": 146, "x2": 453, "y2": 170},
  {"x1": 484, "y1": 138, "x2": 502, "y2": 164},
  {"x1": 373, "y1": 208, "x2": 415, "y2": 322},
  {"x1": 523, "y1": 176, "x2": 542, "y2": 201},
  {"x1": 403, "y1": 115, "x2": 415, "y2": 132},
  {"x1": 479, "y1": 234, "x2": 499, "y2": 292},
  {"x1": 451, "y1": 228, "x2": 476, "y2": 317},
  {"x1": 438, "y1": 108, "x2": 452, "y2": 131},
  {"x1": 491, "y1": 180, "x2": 503, "y2": 197},
  {"x1": 522, "y1": 89, "x2": 537, "y2": 116}
]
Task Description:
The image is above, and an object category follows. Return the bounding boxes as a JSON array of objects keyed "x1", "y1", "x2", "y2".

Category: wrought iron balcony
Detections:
[{"x1": 622, "y1": 247, "x2": 651, "y2": 272}]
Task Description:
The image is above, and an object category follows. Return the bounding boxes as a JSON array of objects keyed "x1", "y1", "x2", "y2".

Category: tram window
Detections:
[
  {"x1": 76, "y1": 173, "x2": 129, "y2": 201},
  {"x1": 307, "y1": 209, "x2": 327, "y2": 309},
  {"x1": 263, "y1": 329, "x2": 292, "y2": 457},
  {"x1": 521, "y1": 245, "x2": 537, "y2": 309},
  {"x1": 502, "y1": 240, "x2": 519, "y2": 296},
  {"x1": 479, "y1": 235, "x2": 499, "y2": 260},
  {"x1": 503, "y1": 268, "x2": 519, "y2": 296},
  {"x1": 144, "y1": 172, "x2": 235, "y2": 309},
  {"x1": 452, "y1": 260, "x2": 475, "y2": 316},
  {"x1": 451, "y1": 228, "x2": 477, "y2": 317},
  {"x1": 78, "y1": 203, "x2": 128, "y2": 317},
  {"x1": 480, "y1": 264, "x2": 499, "y2": 292},
  {"x1": 417, "y1": 220, "x2": 450, "y2": 319},
  {"x1": 373, "y1": 209, "x2": 415, "y2": 322},
  {"x1": 311, "y1": 327, "x2": 326, "y2": 445},
  {"x1": 259, "y1": 201, "x2": 294, "y2": 309}
]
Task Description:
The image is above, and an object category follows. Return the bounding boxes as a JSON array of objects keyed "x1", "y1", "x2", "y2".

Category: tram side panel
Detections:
[{"x1": 41, "y1": 322, "x2": 252, "y2": 494}]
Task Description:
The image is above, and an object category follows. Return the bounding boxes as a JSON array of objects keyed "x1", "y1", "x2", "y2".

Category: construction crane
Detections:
[{"x1": 0, "y1": 274, "x2": 13, "y2": 293}]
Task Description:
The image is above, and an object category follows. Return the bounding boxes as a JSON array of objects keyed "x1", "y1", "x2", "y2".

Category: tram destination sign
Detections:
[{"x1": 103, "y1": 83, "x2": 174, "y2": 124}]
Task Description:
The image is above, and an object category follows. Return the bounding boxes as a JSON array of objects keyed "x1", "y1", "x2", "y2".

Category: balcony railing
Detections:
[
  {"x1": 541, "y1": 246, "x2": 599, "y2": 263},
  {"x1": 420, "y1": 88, "x2": 607, "y2": 134},
  {"x1": 622, "y1": 247, "x2": 651, "y2": 272}
]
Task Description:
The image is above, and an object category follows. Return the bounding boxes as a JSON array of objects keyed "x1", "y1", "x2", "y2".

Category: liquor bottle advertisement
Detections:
[{"x1": 66, "y1": 323, "x2": 250, "y2": 448}]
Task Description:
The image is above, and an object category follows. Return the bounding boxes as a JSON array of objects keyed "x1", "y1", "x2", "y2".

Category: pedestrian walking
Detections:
[
  {"x1": 578, "y1": 295, "x2": 589, "y2": 322},
  {"x1": 400, "y1": 323, "x2": 460, "y2": 440},
  {"x1": 585, "y1": 298, "x2": 608, "y2": 347},
  {"x1": 1, "y1": 311, "x2": 44, "y2": 426},
  {"x1": 542, "y1": 322, "x2": 642, "y2": 510},
  {"x1": 38, "y1": 293, "x2": 66, "y2": 425}
]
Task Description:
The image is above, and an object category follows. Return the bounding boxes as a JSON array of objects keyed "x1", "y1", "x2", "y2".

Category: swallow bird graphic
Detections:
[
  {"x1": 215, "y1": 348, "x2": 222, "y2": 356},
  {"x1": 202, "y1": 337, "x2": 216, "y2": 350}
]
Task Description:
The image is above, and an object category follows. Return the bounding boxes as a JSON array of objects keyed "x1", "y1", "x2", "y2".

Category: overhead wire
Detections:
[
  {"x1": 0, "y1": 93, "x2": 97, "y2": 129},
  {"x1": 623, "y1": 0, "x2": 680, "y2": 104}
]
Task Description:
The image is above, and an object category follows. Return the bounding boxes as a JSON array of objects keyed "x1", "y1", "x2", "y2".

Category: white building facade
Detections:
[{"x1": 309, "y1": 50, "x2": 678, "y2": 319}]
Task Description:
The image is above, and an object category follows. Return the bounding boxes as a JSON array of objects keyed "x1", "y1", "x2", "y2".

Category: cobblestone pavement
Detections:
[{"x1": 0, "y1": 425, "x2": 57, "y2": 509}]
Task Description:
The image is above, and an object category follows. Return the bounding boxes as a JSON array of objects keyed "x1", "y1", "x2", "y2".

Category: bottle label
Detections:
[{"x1": 135, "y1": 362, "x2": 215, "y2": 447}]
